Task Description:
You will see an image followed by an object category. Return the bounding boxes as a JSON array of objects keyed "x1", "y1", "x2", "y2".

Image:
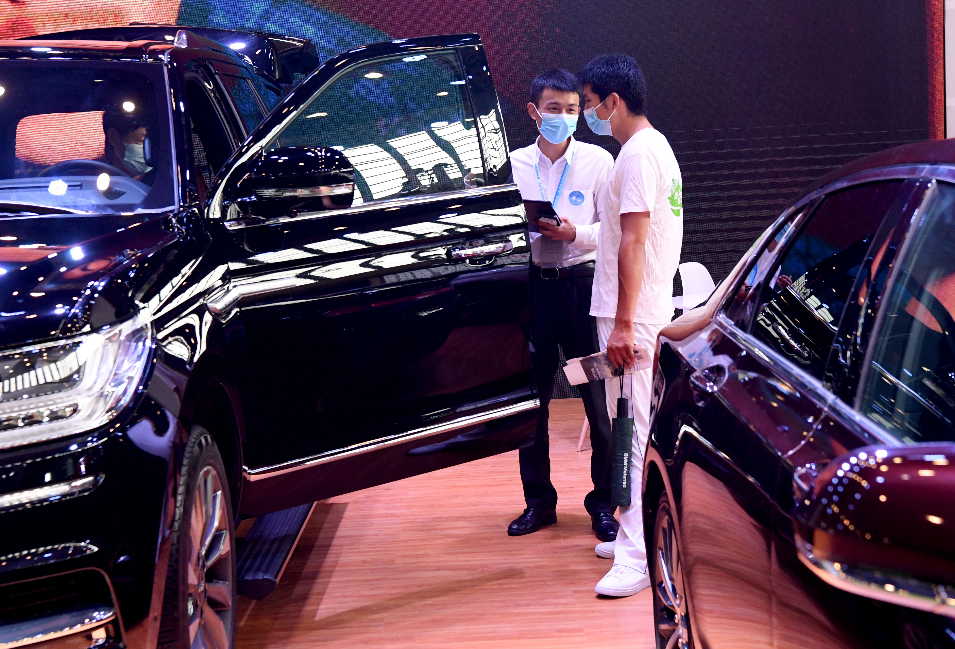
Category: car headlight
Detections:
[{"x1": 0, "y1": 315, "x2": 153, "y2": 450}]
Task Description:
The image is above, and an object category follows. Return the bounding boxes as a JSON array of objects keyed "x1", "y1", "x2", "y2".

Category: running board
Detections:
[{"x1": 236, "y1": 502, "x2": 315, "y2": 600}]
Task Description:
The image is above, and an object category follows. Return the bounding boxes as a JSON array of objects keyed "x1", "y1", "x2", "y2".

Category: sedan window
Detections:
[
  {"x1": 859, "y1": 183, "x2": 955, "y2": 442},
  {"x1": 750, "y1": 181, "x2": 903, "y2": 380}
]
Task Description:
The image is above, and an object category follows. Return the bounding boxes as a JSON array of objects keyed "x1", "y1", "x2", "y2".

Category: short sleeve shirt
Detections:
[{"x1": 590, "y1": 128, "x2": 683, "y2": 323}]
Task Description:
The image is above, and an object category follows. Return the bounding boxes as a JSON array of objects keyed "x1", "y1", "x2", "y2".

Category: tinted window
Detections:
[
  {"x1": 860, "y1": 183, "x2": 955, "y2": 442},
  {"x1": 249, "y1": 75, "x2": 282, "y2": 114},
  {"x1": 751, "y1": 182, "x2": 903, "y2": 379},
  {"x1": 219, "y1": 74, "x2": 263, "y2": 133},
  {"x1": 270, "y1": 52, "x2": 483, "y2": 205}
]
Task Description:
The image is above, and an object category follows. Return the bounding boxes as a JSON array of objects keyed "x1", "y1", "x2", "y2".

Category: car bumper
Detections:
[{"x1": 0, "y1": 395, "x2": 181, "y2": 649}]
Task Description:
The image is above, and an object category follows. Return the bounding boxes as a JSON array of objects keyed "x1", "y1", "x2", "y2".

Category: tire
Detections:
[
  {"x1": 158, "y1": 426, "x2": 236, "y2": 649},
  {"x1": 650, "y1": 490, "x2": 692, "y2": 649}
]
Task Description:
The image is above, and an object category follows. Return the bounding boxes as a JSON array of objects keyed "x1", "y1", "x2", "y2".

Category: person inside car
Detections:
[{"x1": 102, "y1": 106, "x2": 153, "y2": 180}]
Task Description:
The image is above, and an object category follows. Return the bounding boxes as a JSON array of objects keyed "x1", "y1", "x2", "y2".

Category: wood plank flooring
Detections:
[{"x1": 235, "y1": 399, "x2": 654, "y2": 648}]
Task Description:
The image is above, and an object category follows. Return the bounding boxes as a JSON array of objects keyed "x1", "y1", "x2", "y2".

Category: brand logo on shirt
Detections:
[
  {"x1": 668, "y1": 179, "x2": 683, "y2": 217},
  {"x1": 569, "y1": 190, "x2": 585, "y2": 206}
]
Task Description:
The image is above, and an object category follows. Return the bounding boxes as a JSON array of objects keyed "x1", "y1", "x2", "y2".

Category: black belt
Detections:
[{"x1": 532, "y1": 261, "x2": 595, "y2": 280}]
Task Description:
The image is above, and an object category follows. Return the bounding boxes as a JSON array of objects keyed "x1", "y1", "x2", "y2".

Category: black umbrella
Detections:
[{"x1": 611, "y1": 375, "x2": 635, "y2": 507}]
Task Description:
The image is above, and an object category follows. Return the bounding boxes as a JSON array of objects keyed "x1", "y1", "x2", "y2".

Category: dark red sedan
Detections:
[{"x1": 646, "y1": 140, "x2": 955, "y2": 649}]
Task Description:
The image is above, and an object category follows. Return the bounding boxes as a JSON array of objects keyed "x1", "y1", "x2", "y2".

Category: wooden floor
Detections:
[{"x1": 234, "y1": 399, "x2": 655, "y2": 648}]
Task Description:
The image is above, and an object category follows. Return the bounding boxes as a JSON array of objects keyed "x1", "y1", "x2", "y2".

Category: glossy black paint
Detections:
[
  {"x1": 646, "y1": 162, "x2": 955, "y2": 648},
  {"x1": 0, "y1": 32, "x2": 534, "y2": 649}
]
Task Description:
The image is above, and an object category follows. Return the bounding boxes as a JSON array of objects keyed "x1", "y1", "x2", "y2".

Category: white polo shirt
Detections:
[{"x1": 510, "y1": 136, "x2": 614, "y2": 267}]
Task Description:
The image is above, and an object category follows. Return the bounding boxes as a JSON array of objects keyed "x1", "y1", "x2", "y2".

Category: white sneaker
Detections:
[
  {"x1": 595, "y1": 564, "x2": 651, "y2": 597},
  {"x1": 595, "y1": 541, "x2": 614, "y2": 559}
]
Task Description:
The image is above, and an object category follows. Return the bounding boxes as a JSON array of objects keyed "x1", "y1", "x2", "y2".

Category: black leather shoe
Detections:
[
  {"x1": 507, "y1": 507, "x2": 557, "y2": 536},
  {"x1": 592, "y1": 512, "x2": 619, "y2": 542}
]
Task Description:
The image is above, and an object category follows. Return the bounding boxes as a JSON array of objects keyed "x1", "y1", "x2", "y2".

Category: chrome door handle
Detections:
[
  {"x1": 688, "y1": 365, "x2": 726, "y2": 405},
  {"x1": 449, "y1": 241, "x2": 514, "y2": 260},
  {"x1": 772, "y1": 322, "x2": 811, "y2": 360}
]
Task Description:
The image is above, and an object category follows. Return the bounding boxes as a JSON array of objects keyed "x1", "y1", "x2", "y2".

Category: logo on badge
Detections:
[{"x1": 569, "y1": 190, "x2": 585, "y2": 206}]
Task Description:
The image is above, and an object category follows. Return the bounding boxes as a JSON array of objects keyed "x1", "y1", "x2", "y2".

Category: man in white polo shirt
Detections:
[
  {"x1": 507, "y1": 70, "x2": 618, "y2": 541},
  {"x1": 579, "y1": 54, "x2": 683, "y2": 597}
]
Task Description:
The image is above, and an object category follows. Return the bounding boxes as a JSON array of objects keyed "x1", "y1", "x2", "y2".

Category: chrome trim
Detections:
[
  {"x1": 450, "y1": 240, "x2": 514, "y2": 259},
  {"x1": 256, "y1": 183, "x2": 354, "y2": 199},
  {"x1": 0, "y1": 604, "x2": 116, "y2": 648},
  {"x1": 224, "y1": 183, "x2": 521, "y2": 230},
  {"x1": 0, "y1": 543, "x2": 98, "y2": 575},
  {"x1": 674, "y1": 423, "x2": 771, "y2": 500},
  {"x1": 205, "y1": 276, "x2": 309, "y2": 316},
  {"x1": 869, "y1": 361, "x2": 948, "y2": 422},
  {"x1": 797, "y1": 534, "x2": 955, "y2": 620},
  {"x1": 0, "y1": 475, "x2": 103, "y2": 514},
  {"x1": 244, "y1": 398, "x2": 539, "y2": 479}
]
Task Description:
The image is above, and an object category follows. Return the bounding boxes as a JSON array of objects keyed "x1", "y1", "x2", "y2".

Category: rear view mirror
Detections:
[
  {"x1": 223, "y1": 146, "x2": 354, "y2": 220},
  {"x1": 793, "y1": 444, "x2": 955, "y2": 618}
]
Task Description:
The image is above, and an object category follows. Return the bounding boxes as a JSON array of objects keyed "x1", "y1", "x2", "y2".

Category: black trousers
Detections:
[{"x1": 520, "y1": 262, "x2": 614, "y2": 515}]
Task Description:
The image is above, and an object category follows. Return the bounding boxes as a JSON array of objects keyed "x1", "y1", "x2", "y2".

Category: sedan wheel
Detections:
[{"x1": 652, "y1": 491, "x2": 691, "y2": 649}]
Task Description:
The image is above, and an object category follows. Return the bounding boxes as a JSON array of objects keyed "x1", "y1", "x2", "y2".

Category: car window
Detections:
[
  {"x1": 248, "y1": 75, "x2": 282, "y2": 114},
  {"x1": 269, "y1": 52, "x2": 483, "y2": 205},
  {"x1": 219, "y1": 74, "x2": 263, "y2": 134},
  {"x1": 0, "y1": 60, "x2": 174, "y2": 214},
  {"x1": 750, "y1": 181, "x2": 903, "y2": 380},
  {"x1": 859, "y1": 183, "x2": 955, "y2": 443},
  {"x1": 185, "y1": 77, "x2": 234, "y2": 177}
]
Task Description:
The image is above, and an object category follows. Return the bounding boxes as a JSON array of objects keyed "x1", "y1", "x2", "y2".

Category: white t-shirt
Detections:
[
  {"x1": 590, "y1": 128, "x2": 683, "y2": 323},
  {"x1": 510, "y1": 137, "x2": 614, "y2": 266}
]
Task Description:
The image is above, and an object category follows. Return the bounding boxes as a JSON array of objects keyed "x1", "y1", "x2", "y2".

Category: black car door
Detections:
[
  {"x1": 778, "y1": 177, "x2": 955, "y2": 648},
  {"x1": 204, "y1": 36, "x2": 536, "y2": 515}
]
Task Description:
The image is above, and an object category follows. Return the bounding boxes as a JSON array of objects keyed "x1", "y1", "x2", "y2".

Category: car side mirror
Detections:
[
  {"x1": 223, "y1": 146, "x2": 354, "y2": 220},
  {"x1": 793, "y1": 444, "x2": 955, "y2": 619}
]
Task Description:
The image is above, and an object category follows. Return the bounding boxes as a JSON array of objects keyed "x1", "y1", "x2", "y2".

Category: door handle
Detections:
[
  {"x1": 449, "y1": 241, "x2": 514, "y2": 260},
  {"x1": 792, "y1": 464, "x2": 819, "y2": 502},
  {"x1": 688, "y1": 365, "x2": 726, "y2": 405},
  {"x1": 771, "y1": 322, "x2": 811, "y2": 360}
]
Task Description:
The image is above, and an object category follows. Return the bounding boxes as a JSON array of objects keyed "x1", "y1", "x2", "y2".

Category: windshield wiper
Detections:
[{"x1": 0, "y1": 202, "x2": 88, "y2": 216}]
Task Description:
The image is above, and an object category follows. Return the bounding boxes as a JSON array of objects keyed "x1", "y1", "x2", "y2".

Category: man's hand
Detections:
[
  {"x1": 538, "y1": 219, "x2": 577, "y2": 241},
  {"x1": 607, "y1": 321, "x2": 636, "y2": 369}
]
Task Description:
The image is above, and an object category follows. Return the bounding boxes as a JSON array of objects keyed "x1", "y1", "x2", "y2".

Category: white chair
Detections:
[{"x1": 672, "y1": 262, "x2": 715, "y2": 311}]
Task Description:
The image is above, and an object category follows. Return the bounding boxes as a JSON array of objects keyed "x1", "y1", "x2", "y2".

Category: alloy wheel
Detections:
[
  {"x1": 653, "y1": 501, "x2": 690, "y2": 649},
  {"x1": 186, "y1": 465, "x2": 234, "y2": 649}
]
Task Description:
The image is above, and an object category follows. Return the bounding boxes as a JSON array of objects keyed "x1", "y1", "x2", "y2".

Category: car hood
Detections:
[{"x1": 0, "y1": 212, "x2": 178, "y2": 349}]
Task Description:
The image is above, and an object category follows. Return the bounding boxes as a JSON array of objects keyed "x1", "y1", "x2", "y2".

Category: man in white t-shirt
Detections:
[
  {"x1": 507, "y1": 70, "x2": 618, "y2": 541},
  {"x1": 579, "y1": 54, "x2": 684, "y2": 597}
]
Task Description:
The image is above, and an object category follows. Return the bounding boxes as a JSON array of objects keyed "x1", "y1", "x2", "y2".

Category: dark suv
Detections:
[
  {"x1": 0, "y1": 30, "x2": 535, "y2": 649},
  {"x1": 646, "y1": 142, "x2": 955, "y2": 649}
]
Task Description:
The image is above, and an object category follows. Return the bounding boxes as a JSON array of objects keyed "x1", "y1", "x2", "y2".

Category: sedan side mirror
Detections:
[
  {"x1": 793, "y1": 444, "x2": 955, "y2": 619},
  {"x1": 223, "y1": 146, "x2": 355, "y2": 220}
]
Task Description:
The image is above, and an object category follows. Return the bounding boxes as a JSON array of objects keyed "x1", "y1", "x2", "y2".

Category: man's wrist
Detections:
[{"x1": 613, "y1": 316, "x2": 635, "y2": 329}]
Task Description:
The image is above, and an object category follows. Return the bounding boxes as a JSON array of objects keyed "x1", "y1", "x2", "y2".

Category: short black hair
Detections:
[
  {"x1": 530, "y1": 69, "x2": 583, "y2": 106},
  {"x1": 578, "y1": 55, "x2": 647, "y2": 116}
]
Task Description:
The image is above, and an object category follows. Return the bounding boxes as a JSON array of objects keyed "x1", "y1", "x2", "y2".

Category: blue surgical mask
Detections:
[
  {"x1": 584, "y1": 98, "x2": 616, "y2": 136},
  {"x1": 534, "y1": 105, "x2": 577, "y2": 144},
  {"x1": 124, "y1": 142, "x2": 151, "y2": 175}
]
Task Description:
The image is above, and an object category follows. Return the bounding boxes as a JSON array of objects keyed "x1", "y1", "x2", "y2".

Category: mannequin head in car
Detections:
[{"x1": 103, "y1": 107, "x2": 152, "y2": 178}]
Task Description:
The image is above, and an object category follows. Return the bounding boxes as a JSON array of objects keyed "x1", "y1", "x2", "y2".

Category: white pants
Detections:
[{"x1": 596, "y1": 317, "x2": 665, "y2": 573}]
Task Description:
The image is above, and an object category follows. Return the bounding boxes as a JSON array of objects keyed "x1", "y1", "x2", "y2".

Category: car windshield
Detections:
[{"x1": 0, "y1": 59, "x2": 174, "y2": 215}]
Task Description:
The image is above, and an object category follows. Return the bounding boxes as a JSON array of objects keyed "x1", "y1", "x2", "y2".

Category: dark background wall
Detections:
[{"x1": 3, "y1": 0, "x2": 932, "y2": 283}]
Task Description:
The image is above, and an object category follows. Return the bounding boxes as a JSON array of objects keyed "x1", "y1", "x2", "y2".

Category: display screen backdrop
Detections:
[{"x1": 1, "y1": 0, "x2": 937, "y2": 284}]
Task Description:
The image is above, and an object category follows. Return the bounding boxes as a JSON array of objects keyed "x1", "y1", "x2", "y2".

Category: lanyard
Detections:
[{"x1": 534, "y1": 144, "x2": 576, "y2": 209}]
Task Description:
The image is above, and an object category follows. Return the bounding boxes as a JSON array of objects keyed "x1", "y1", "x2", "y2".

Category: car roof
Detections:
[
  {"x1": 0, "y1": 39, "x2": 167, "y2": 58},
  {"x1": 797, "y1": 139, "x2": 955, "y2": 200},
  {"x1": 19, "y1": 25, "x2": 320, "y2": 85}
]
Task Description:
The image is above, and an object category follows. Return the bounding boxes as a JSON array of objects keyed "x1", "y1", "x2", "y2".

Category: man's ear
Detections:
[
  {"x1": 526, "y1": 102, "x2": 542, "y2": 127},
  {"x1": 607, "y1": 92, "x2": 621, "y2": 115}
]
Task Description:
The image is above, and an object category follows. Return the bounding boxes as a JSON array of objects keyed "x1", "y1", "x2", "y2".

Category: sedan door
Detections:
[
  {"x1": 204, "y1": 36, "x2": 537, "y2": 515},
  {"x1": 778, "y1": 177, "x2": 955, "y2": 648}
]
